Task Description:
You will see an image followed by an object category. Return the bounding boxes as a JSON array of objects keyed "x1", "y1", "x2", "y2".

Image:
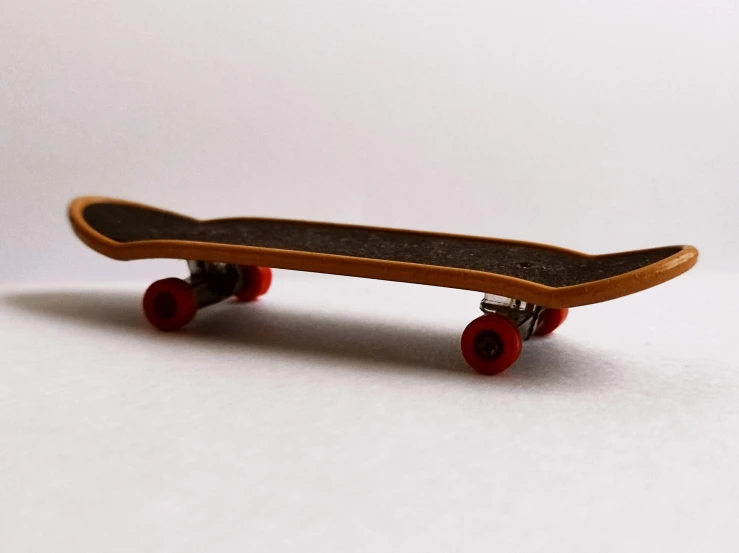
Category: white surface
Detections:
[
  {"x1": 2, "y1": 0, "x2": 738, "y2": 283},
  {"x1": 1, "y1": 271, "x2": 738, "y2": 552}
]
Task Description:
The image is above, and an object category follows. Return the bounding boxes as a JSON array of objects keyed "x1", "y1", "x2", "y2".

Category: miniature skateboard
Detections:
[{"x1": 69, "y1": 196, "x2": 698, "y2": 375}]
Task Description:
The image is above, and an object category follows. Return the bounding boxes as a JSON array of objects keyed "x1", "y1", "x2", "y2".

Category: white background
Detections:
[
  {"x1": 2, "y1": 1, "x2": 738, "y2": 552},
  {"x1": 2, "y1": 0, "x2": 738, "y2": 281}
]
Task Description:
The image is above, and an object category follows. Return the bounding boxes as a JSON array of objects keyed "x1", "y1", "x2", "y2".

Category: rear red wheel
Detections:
[
  {"x1": 461, "y1": 314, "x2": 523, "y2": 375},
  {"x1": 234, "y1": 266, "x2": 273, "y2": 302},
  {"x1": 142, "y1": 278, "x2": 198, "y2": 331},
  {"x1": 534, "y1": 308, "x2": 569, "y2": 336}
]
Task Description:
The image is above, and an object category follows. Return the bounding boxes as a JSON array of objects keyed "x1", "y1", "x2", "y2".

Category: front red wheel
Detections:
[
  {"x1": 142, "y1": 278, "x2": 198, "y2": 331},
  {"x1": 534, "y1": 308, "x2": 569, "y2": 336},
  {"x1": 461, "y1": 314, "x2": 523, "y2": 375},
  {"x1": 234, "y1": 266, "x2": 273, "y2": 302}
]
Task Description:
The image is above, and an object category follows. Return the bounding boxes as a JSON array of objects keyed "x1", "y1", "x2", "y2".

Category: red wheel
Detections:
[
  {"x1": 461, "y1": 314, "x2": 523, "y2": 375},
  {"x1": 234, "y1": 266, "x2": 273, "y2": 302},
  {"x1": 534, "y1": 308, "x2": 569, "y2": 336},
  {"x1": 142, "y1": 278, "x2": 198, "y2": 331}
]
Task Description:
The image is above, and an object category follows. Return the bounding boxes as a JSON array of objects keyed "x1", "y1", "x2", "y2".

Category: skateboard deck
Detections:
[
  {"x1": 69, "y1": 196, "x2": 697, "y2": 375},
  {"x1": 70, "y1": 196, "x2": 697, "y2": 308}
]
